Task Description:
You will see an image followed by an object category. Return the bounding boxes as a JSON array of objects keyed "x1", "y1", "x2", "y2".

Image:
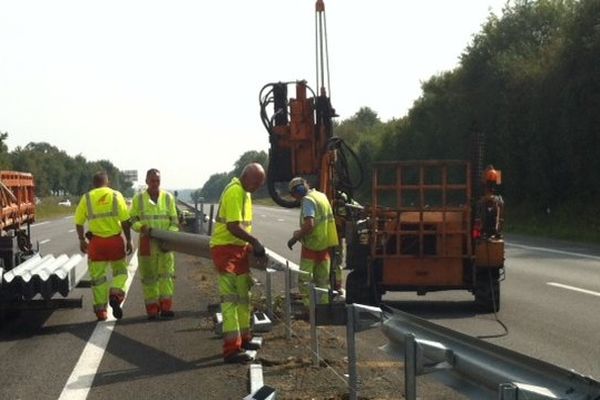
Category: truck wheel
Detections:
[
  {"x1": 474, "y1": 270, "x2": 500, "y2": 312},
  {"x1": 345, "y1": 271, "x2": 380, "y2": 306}
]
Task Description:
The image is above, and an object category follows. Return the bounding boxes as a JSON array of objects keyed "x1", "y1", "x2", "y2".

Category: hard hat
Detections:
[{"x1": 289, "y1": 177, "x2": 307, "y2": 195}]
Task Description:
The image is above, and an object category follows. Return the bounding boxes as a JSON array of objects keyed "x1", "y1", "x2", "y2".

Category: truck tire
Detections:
[
  {"x1": 474, "y1": 270, "x2": 500, "y2": 313},
  {"x1": 345, "y1": 271, "x2": 380, "y2": 306}
]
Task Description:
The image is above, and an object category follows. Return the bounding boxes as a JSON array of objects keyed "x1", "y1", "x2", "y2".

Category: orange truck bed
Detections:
[{"x1": 0, "y1": 171, "x2": 36, "y2": 230}]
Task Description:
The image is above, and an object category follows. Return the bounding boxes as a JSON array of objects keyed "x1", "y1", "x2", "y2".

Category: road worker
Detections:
[
  {"x1": 130, "y1": 169, "x2": 179, "y2": 320},
  {"x1": 479, "y1": 165, "x2": 504, "y2": 238},
  {"x1": 210, "y1": 163, "x2": 266, "y2": 364},
  {"x1": 286, "y1": 177, "x2": 339, "y2": 306},
  {"x1": 75, "y1": 171, "x2": 132, "y2": 321}
]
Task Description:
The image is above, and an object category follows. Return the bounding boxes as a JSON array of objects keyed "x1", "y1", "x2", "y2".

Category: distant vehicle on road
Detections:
[{"x1": 58, "y1": 199, "x2": 72, "y2": 207}]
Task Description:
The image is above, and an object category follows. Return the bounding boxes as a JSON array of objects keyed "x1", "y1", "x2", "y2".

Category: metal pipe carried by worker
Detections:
[{"x1": 148, "y1": 228, "x2": 269, "y2": 270}]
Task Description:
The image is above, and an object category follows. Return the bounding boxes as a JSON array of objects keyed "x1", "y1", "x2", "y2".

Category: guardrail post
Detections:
[
  {"x1": 346, "y1": 304, "x2": 358, "y2": 400},
  {"x1": 265, "y1": 268, "x2": 274, "y2": 320},
  {"x1": 405, "y1": 333, "x2": 417, "y2": 400},
  {"x1": 208, "y1": 204, "x2": 214, "y2": 235},
  {"x1": 284, "y1": 261, "x2": 292, "y2": 340},
  {"x1": 309, "y1": 283, "x2": 319, "y2": 366},
  {"x1": 498, "y1": 383, "x2": 518, "y2": 400}
]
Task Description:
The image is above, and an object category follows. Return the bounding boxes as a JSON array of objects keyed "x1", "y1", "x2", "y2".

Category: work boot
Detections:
[
  {"x1": 95, "y1": 310, "x2": 108, "y2": 321},
  {"x1": 159, "y1": 298, "x2": 175, "y2": 318},
  {"x1": 224, "y1": 351, "x2": 254, "y2": 364},
  {"x1": 146, "y1": 303, "x2": 160, "y2": 320},
  {"x1": 109, "y1": 294, "x2": 124, "y2": 320}
]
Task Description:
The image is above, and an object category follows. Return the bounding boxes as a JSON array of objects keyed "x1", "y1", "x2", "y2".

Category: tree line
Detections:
[
  {"x1": 335, "y1": 0, "x2": 600, "y2": 219},
  {"x1": 0, "y1": 133, "x2": 133, "y2": 197}
]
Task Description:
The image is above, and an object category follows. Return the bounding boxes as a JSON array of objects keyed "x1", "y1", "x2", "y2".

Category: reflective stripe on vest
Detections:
[
  {"x1": 86, "y1": 192, "x2": 119, "y2": 220},
  {"x1": 300, "y1": 190, "x2": 337, "y2": 251},
  {"x1": 138, "y1": 192, "x2": 172, "y2": 221},
  {"x1": 215, "y1": 181, "x2": 251, "y2": 227}
]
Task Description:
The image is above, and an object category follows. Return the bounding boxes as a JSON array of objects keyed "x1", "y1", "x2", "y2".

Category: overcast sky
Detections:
[{"x1": 0, "y1": 0, "x2": 507, "y2": 189}]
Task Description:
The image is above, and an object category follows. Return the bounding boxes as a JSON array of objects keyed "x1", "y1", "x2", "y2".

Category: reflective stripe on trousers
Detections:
[
  {"x1": 219, "y1": 272, "x2": 253, "y2": 357},
  {"x1": 298, "y1": 256, "x2": 331, "y2": 306},
  {"x1": 88, "y1": 259, "x2": 128, "y2": 311},
  {"x1": 138, "y1": 240, "x2": 175, "y2": 305}
]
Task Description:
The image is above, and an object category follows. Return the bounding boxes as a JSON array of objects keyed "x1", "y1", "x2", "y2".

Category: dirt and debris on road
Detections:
[{"x1": 188, "y1": 255, "x2": 465, "y2": 400}]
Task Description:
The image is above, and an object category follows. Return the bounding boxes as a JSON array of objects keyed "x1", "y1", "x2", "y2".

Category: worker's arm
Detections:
[
  {"x1": 116, "y1": 192, "x2": 133, "y2": 254},
  {"x1": 122, "y1": 220, "x2": 133, "y2": 255},
  {"x1": 226, "y1": 222, "x2": 265, "y2": 256},
  {"x1": 74, "y1": 196, "x2": 88, "y2": 253},
  {"x1": 76, "y1": 224, "x2": 87, "y2": 253},
  {"x1": 293, "y1": 217, "x2": 315, "y2": 240}
]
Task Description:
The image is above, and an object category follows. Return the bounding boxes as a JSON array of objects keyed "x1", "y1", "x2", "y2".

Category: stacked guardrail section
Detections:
[{"x1": 1, "y1": 253, "x2": 87, "y2": 300}]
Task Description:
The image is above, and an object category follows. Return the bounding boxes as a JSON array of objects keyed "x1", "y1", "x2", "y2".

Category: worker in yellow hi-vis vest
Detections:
[
  {"x1": 130, "y1": 169, "x2": 179, "y2": 320},
  {"x1": 210, "y1": 163, "x2": 266, "y2": 364},
  {"x1": 286, "y1": 177, "x2": 339, "y2": 306},
  {"x1": 75, "y1": 171, "x2": 132, "y2": 321}
]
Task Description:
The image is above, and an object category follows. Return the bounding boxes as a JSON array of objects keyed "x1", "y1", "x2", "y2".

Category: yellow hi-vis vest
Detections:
[
  {"x1": 300, "y1": 189, "x2": 339, "y2": 251},
  {"x1": 74, "y1": 187, "x2": 130, "y2": 237},
  {"x1": 130, "y1": 190, "x2": 179, "y2": 233},
  {"x1": 210, "y1": 177, "x2": 252, "y2": 247}
]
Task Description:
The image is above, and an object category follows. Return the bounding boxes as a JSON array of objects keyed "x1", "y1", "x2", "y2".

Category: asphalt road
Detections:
[
  {"x1": 252, "y1": 205, "x2": 600, "y2": 380},
  {"x1": 0, "y1": 216, "x2": 248, "y2": 400},
  {"x1": 1, "y1": 206, "x2": 598, "y2": 400}
]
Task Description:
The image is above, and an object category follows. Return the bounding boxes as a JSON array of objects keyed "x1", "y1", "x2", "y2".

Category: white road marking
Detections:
[
  {"x1": 277, "y1": 218, "x2": 285, "y2": 222},
  {"x1": 507, "y1": 243, "x2": 600, "y2": 261},
  {"x1": 31, "y1": 221, "x2": 50, "y2": 228},
  {"x1": 39, "y1": 239, "x2": 51, "y2": 245},
  {"x1": 64, "y1": 215, "x2": 74, "y2": 219},
  {"x1": 261, "y1": 214, "x2": 267, "y2": 217},
  {"x1": 547, "y1": 282, "x2": 600, "y2": 298},
  {"x1": 58, "y1": 251, "x2": 139, "y2": 400},
  {"x1": 68, "y1": 229, "x2": 76, "y2": 233}
]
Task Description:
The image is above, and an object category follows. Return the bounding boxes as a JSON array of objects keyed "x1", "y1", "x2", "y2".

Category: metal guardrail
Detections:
[
  {"x1": 148, "y1": 229, "x2": 600, "y2": 400},
  {"x1": 381, "y1": 307, "x2": 600, "y2": 400}
]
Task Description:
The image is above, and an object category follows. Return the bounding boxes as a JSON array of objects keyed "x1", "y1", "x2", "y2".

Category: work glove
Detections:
[
  {"x1": 79, "y1": 239, "x2": 88, "y2": 254},
  {"x1": 140, "y1": 225, "x2": 151, "y2": 236},
  {"x1": 287, "y1": 237, "x2": 298, "y2": 250},
  {"x1": 252, "y1": 240, "x2": 266, "y2": 258}
]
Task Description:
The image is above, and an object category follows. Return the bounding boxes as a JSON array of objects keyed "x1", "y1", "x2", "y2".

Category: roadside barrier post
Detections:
[
  {"x1": 346, "y1": 304, "x2": 358, "y2": 400},
  {"x1": 404, "y1": 333, "x2": 417, "y2": 400},
  {"x1": 284, "y1": 261, "x2": 292, "y2": 340},
  {"x1": 265, "y1": 268, "x2": 274, "y2": 320},
  {"x1": 309, "y1": 283, "x2": 319, "y2": 366},
  {"x1": 498, "y1": 383, "x2": 518, "y2": 399}
]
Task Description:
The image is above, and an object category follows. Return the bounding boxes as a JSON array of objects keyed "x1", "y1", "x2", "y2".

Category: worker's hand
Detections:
[
  {"x1": 287, "y1": 237, "x2": 298, "y2": 250},
  {"x1": 126, "y1": 240, "x2": 133, "y2": 255},
  {"x1": 251, "y1": 239, "x2": 266, "y2": 258},
  {"x1": 141, "y1": 225, "x2": 151, "y2": 236},
  {"x1": 79, "y1": 239, "x2": 88, "y2": 254}
]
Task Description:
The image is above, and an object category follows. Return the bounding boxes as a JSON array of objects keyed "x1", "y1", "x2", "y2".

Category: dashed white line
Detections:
[
  {"x1": 64, "y1": 215, "x2": 74, "y2": 219},
  {"x1": 39, "y1": 239, "x2": 51, "y2": 245},
  {"x1": 58, "y1": 251, "x2": 139, "y2": 400},
  {"x1": 31, "y1": 221, "x2": 50, "y2": 228},
  {"x1": 507, "y1": 243, "x2": 600, "y2": 261},
  {"x1": 547, "y1": 282, "x2": 600, "y2": 298},
  {"x1": 261, "y1": 214, "x2": 267, "y2": 217},
  {"x1": 277, "y1": 218, "x2": 285, "y2": 222},
  {"x1": 68, "y1": 229, "x2": 76, "y2": 233}
]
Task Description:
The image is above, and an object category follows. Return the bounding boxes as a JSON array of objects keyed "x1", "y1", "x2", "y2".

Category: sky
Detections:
[{"x1": 0, "y1": 0, "x2": 508, "y2": 190}]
